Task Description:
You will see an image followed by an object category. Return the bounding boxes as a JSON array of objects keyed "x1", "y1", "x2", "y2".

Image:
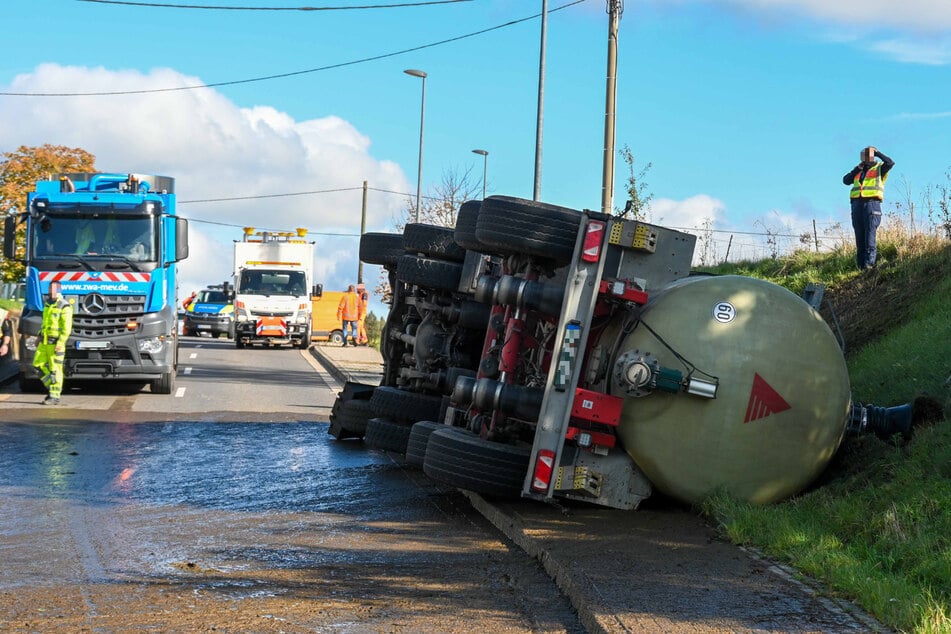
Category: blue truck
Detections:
[{"x1": 2, "y1": 173, "x2": 189, "y2": 394}]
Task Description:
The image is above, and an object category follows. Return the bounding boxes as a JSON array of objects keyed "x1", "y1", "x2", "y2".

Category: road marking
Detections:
[
  {"x1": 189, "y1": 353, "x2": 197, "y2": 359},
  {"x1": 183, "y1": 367, "x2": 193, "y2": 375},
  {"x1": 175, "y1": 387, "x2": 186, "y2": 398}
]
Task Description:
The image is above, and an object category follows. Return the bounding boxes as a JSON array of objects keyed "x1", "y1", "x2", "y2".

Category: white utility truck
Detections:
[{"x1": 233, "y1": 228, "x2": 315, "y2": 349}]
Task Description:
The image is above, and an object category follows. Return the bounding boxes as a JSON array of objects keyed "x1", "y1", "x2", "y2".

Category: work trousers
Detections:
[
  {"x1": 342, "y1": 320, "x2": 357, "y2": 344},
  {"x1": 34, "y1": 342, "x2": 65, "y2": 398},
  {"x1": 851, "y1": 198, "x2": 882, "y2": 270}
]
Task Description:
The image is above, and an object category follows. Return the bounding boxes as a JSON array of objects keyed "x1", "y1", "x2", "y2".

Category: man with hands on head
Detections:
[{"x1": 843, "y1": 146, "x2": 895, "y2": 271}]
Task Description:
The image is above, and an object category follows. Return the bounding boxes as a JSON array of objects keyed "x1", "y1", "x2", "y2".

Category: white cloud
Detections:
[
  {"x1": 711, "y1": 0, "x2": 951, "y2": 32},
  {"x1": 0, "y1": 63, "x2": 410, "y2": 297}
]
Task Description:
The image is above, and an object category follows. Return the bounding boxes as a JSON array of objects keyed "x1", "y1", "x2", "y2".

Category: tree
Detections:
[
  {"x1": 375, "y1": 166, "x2": 482, "y2": 301},
  {"x1": 398, "y1": 165, "x2": 481, "y2": 230},
  {"x1": 0, "y1": 145, "x2": 96, "y2": 282},
  {"x1": 615, "y1": 144, "x2": 653, "y2": 221}
]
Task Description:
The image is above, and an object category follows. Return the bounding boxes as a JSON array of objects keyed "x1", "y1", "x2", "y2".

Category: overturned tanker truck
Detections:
[{"x1": 330, "y1": 195, "x2": 910, "y2": 509}]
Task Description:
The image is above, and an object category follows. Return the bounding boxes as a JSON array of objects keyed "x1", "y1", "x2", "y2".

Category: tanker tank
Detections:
[{"x1": 607, "y1": 275, "x2": 851, "y2": 505}]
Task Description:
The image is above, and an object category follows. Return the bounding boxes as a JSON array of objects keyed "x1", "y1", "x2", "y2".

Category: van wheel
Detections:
[{"x1": 329, "y1": 330, "x2": 344, "y2": 345}]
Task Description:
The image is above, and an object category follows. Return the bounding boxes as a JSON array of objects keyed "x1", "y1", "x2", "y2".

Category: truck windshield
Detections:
[
  {"x1": 239, "y1": 270, "x2": 307, "y2": 296},
  {"x1": 32, "y1": 212, "x2": 158, "y2": 263}
]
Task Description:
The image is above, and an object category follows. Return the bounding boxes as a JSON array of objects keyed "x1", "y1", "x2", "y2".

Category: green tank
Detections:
[{"x1": 609, "y1": 275, "x2": 851, "y2": 505}]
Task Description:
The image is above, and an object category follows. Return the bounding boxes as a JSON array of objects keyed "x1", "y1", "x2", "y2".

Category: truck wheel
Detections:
[
  {"x1": 475, "y1": 195, "x2": 582, "y2": 266},
  {"x1": 18, "y1": 375, "x2": 44, "y2": 394},
  {"x1": 453, "y1": 200, "x2": 485, "y2": 252},
  {"x1": 151, "y1": 370, "x2": 176, "y2": 394},
  {"x1": 329, "y1": 330, "x2": 344, "y2": 345},
  {"x1": 422, "y1": 427, "x2": 530, "y2": 498},
  {"x1": 396, "y1": 255, "x2": 463, "y2": 293},
  {"x1": 329, "y1": 398, "x2": 375, "y2": 440},
  {"x1": 364, "y1": 417, "x2": 414, "y2": 453},
  {"x1": 360, "y1": 232, "x2": 404, "y2": 267},
  {"x1": 370, "y1": 386, "x2": 442, "y2": 423},
  {"x1": 299, "y1": 328, "x2": 311, "y2": 349},
  {"x1": 235, "y1": 337, "x2": 245, "y2": 349},
  {"x1": 403, "y1": 223, "x2": 466, "y2": 262},
  {"x1": 405, "y1": 421, "x2": 443, "y2": 467}
]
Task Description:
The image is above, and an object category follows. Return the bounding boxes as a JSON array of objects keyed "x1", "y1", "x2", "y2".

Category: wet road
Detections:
[{"x1": 0, "y1": 346, "x2": 583, "y2": 632}]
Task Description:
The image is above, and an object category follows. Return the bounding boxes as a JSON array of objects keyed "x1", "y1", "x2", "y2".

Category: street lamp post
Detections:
[
  {"x1": 472, "y1": 149, "x2": 488, "y2": 199},
  {"x1": 404, "y1": 69, "x2": 427, "y2": 223}
]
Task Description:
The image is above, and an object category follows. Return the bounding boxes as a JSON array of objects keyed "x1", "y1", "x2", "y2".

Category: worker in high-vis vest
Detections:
[
  {"x1": 34, "y1": 280, "x2": 74, "y2": 405},
  {"x1": 355, "y1": 283, "x2": 370, "y2": 346},
  {"x1": 336, "y1": 284, "x2": 363, "y2": 347},
  {"x1": 843, "y1": 146, "x2": 895, "y2": 270}
]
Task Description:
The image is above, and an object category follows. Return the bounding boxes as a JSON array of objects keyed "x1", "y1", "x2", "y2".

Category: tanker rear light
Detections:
[
  {"x1": 581, "y1": 220, "x2": 606, "y2": 262},
  {"x1": 531, "y1": 449, "x2": 556, "y2": 493}
]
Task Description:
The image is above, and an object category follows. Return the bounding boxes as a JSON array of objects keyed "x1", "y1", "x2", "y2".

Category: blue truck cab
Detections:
[{"x1": 3, "y1": 173, "x2": 189, "y2": 394}]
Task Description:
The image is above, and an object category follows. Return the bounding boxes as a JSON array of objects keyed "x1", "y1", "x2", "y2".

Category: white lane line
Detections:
[
  {"x1": 175, "y1": 387, "x2": 186, "y2": 398},
  {"x1": 189, "y1": 353, "x2": 197, "y2": 359},
  {"x1": 184, "y1": 367, "x2": 193, "y2": 375}
]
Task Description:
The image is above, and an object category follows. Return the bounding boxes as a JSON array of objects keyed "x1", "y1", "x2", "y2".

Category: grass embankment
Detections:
[{"x1": 699, "y1": 236, "x2": 951, "y2": 633}]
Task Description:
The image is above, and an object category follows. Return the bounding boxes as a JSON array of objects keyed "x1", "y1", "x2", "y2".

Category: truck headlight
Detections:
[{"x1": 137, "y1": 337, "x2": 165, "y2": 355}]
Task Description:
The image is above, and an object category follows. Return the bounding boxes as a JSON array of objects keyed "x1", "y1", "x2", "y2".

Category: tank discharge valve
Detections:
[{"x1": 614, "y1": 350, "x2": 717, "y2": 399}]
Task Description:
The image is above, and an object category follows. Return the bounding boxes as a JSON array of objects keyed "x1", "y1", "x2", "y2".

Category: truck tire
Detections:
[
  {"x1": 370, "y1": 386, "x2": 442, "y2": 423},
  {"x1": 151, "y1": 370, "x2": 176, "y2": 394},
  {"x1": 423, "y1": 427, "x2": 530, "y2": 498},
  {"x1": 360, "y1": 232, "x2": 404, "y2": 267},
  {"x1": 329, "y1": 398, "x2": 375, "y2": 440},
  {"x1": 405, "y1": 421, "x2": 443, "y2": 467},
  {"x1": 453, "y1": 200, "x2": 485, "y2": 252},
  {"x1": 396, "y1": 255, "x2": 463, "y2": 293},
  {"x1": 364, "y1": 417, "x2": 414, "y2": 453},
  {"x1": 299, "y1": 327, "x2": 311, "y2": 349},
  {"x1": 403, "y1": 223, "x2": 466, "y2": 263},
  {"x1": 235, "y1": 337, "x2": 245, "y2": 349},
  {"x1": 475, "y1": 195, "x2": 582, "y2": 266}
]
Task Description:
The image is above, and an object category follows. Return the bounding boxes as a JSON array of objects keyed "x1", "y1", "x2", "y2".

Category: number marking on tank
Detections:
[{"x1": 712, "y1": 301, "x2": 736, "y2": 323}]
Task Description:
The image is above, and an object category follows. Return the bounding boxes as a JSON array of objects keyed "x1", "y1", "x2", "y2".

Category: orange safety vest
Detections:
[
  {"x1": 337, "y1": 291, "x2": 362, "y2": 321},
  {"x1": 850, "y1": 163, "x2": 886, "y2": 200}
]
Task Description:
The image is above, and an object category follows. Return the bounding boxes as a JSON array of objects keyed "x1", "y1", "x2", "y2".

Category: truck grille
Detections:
[{"x1": 72, "y1": 294, "x2": 147, "y2": 338}]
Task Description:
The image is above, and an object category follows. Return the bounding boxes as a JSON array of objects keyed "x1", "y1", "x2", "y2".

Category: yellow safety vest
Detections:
[
  {"x1": 850, "y1": 163, "x2": 886, "y2": 200},
  {"x1": 41, "y1": 298, "x2": 74, "y2": 345}
]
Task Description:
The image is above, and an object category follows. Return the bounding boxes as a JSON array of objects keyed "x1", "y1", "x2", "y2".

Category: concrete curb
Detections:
[
  {"x1": 462, "y1": 491, "x2": 610, "y2": 634},
  {"x1": 308, "y1": 345, "x2": 349, "y2": 384}
]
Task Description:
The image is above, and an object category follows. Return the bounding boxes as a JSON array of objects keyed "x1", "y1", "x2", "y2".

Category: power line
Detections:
[
  {"x1": 179, "y1": 186, "x2": 363, "y2": 204},
  {"x1": 77, "y1": 0, "x2": 470, "y2": 10},
  {"x1": 2, "y1": 0, "x2": 588, "y2": 97}
]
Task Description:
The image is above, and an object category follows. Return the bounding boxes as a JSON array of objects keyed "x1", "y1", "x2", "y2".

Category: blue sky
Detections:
[{"x1": 2, "y1": 0, "x2": 950, "y2": 307}]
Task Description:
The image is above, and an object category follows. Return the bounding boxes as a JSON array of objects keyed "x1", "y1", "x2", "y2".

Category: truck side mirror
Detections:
[
  {"x1": 173, "y1": 217, "x2": 189, "y2": 263},
  {"x1": 3, "y1": 216, "x2": 18, "y2": 261},
  {"x1": 313, "y1": 283, "x2": 323, "y2": 298}
]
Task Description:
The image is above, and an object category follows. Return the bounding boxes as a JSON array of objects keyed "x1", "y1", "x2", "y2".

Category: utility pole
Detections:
[
  {"x1": 358, "y1": 180, "x2": 367, "y2": 284},
  {"x1": 601, "y1": 0, "x2": 622, "y2": 214},
  {"x1": 533, "y1": 0, "x2": 548, "y2": 201}
]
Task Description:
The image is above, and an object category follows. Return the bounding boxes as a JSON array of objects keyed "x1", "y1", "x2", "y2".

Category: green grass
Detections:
[
  {"x1": 698, "y1": 236, "x2": 951, "y2": 633},
  {"x1": 0, "y1": 298, "x2": 22, "y2": 313}
]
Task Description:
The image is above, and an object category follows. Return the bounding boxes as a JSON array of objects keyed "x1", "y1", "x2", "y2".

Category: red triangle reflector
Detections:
[{"x1": 744, "y1": 373, "x2": 791, "y2": 423}]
